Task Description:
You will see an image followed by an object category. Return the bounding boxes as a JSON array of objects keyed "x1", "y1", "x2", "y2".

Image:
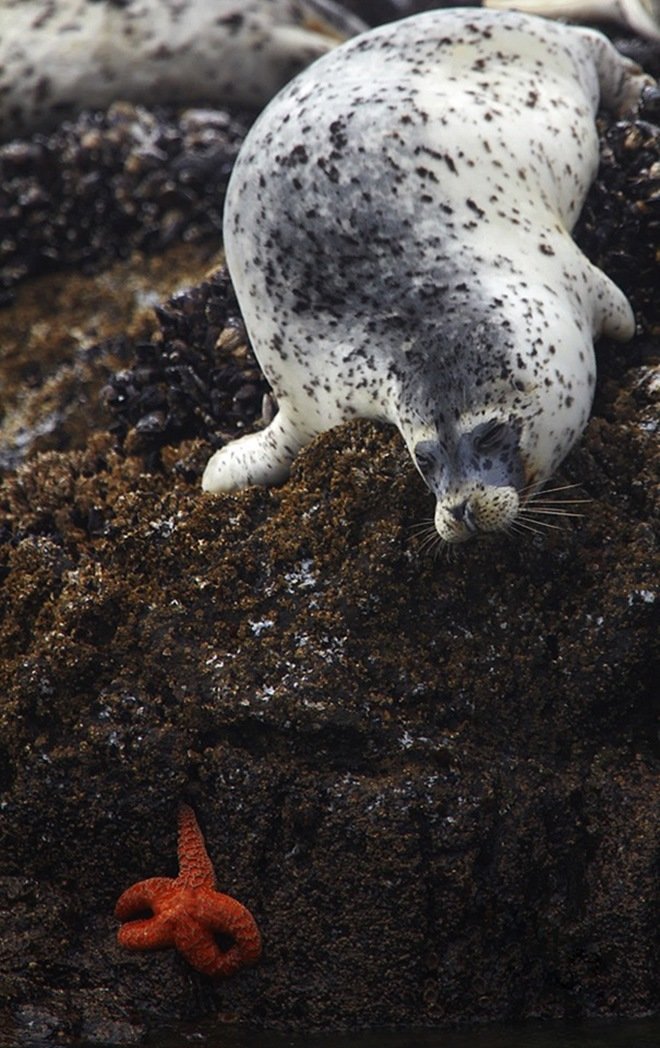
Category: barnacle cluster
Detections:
[
  {"x1": 104, "y1": 269, "x2": 271, "y2": 465},
  {"x1": 0, "y1": 103, "x2": 251, "y2": 305}
]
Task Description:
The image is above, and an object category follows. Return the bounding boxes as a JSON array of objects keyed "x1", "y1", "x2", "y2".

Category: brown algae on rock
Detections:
[{"x1": 0, "y1": 9, "x2": 658, "y2": 1041}]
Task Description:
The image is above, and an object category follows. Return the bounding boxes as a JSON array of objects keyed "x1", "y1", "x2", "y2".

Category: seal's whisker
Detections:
[
  {"x1": 444, "y1": 540, "x2": 460, "y2": 564},
  {"x1": 506, "y1": 521, "x2": 527, "y2": 538},
  {"x1": 521, "y1": 507, "x2": 586, "y2": 517},
  {"x1": 419, "y1": 537, "x2": 440, "y2": 557},
  {"x1": 526, "y1": 498, "x2": 591, "y2": 506},
  {"x1": 416, "y1": 531, "x2": 444, "y2": 561},
  {"x1": 408, "y1": 518, "x2": 437, "y2": 534},
  {"x1": 511, "y1": 513, "x2": 546, "y2": 532},
  {"x1": 537, "y1": 482, "x2": 583, "y2": 493},
  {"x1": 414, "y1": 525, "x2": 442, "y2": 556},
  {"x1": 518, "y1": 477, "x2": 550, "y2": 497},
  {"x1": 521, "y1": 481, "x2": 585, "y2": 497},
  {"x1": 413, "y1": 520, "x2": 437, "y2": 539},
  {"x1": 516, "y1": 514, "x2": 564, "y2": 531},
  {"x1": 510, "y1": 518, "x2": 545, "y2": 537},
  {"x1": 518, "y1": 482, "x2": 542, "y2": 497}
]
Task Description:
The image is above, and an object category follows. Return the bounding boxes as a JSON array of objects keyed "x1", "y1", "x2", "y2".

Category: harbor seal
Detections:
[
  {"x1": 484, "y1": 0, "x2": 660, "y2": 44},
  {"x1": 0, "y1": 0, "x2": 366, "y2": 140},
  {"x1": 202, "y1": 9, "x2": 652, "y2": 543}
]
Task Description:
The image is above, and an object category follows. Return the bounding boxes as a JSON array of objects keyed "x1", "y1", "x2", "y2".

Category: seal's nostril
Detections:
[{"x1": 451, "y1": 501, "x2": 479, "y2": 532}]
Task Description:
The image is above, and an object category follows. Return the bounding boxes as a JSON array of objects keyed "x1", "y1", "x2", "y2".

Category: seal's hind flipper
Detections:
[
  {"x1": 590, "y1": 265, "x2": 635, "y2": 341},
  {"x1": 584, "y1": 28, "x2": 656, "y2": 115}
]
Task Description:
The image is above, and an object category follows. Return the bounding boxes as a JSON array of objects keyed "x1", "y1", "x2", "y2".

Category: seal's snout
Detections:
[{"x1": 435, "y1": 486, "x2": 520, "y2": 544}]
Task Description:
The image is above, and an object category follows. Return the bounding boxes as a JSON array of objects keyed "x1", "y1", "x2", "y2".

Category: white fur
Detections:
[
  {"x1": 203, "y1": 10, "x2": 650, "y2": 542},
  {"x1": 0, "y1": 0, "x2": 366, "y2": 138}
]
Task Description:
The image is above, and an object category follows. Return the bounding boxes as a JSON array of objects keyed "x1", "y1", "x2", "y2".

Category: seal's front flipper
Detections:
[
  {"x1": 591, "y1": 265, "x2": 635, "y2": 341},
  {"x1": 202, "y1": 409, "x2": 311, "y2": 493}
]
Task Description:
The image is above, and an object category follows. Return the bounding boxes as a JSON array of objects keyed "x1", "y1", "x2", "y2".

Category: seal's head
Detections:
[
  {"x1": 413, "y1": 416, "x2": 526, "y2": 544},
  {"x1": 398, "y1": 293, "x2": 610, "y2": 545}
]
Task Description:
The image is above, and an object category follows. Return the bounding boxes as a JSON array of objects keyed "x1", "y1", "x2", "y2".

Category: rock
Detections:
[{"x1": 0, "y1": 3, "x2": 657, "y2": 1040}]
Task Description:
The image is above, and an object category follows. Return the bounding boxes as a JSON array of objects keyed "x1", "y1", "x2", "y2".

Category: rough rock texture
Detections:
[
  {"x1": 0, "y1": 242, "x2": 219, "y2": 474},
  {"x1": 0, "y1": 6, "x2": 659, "y2": 1047},
  {"x1": 0, "y1": 103, "x2": 251, "y2": 306}
]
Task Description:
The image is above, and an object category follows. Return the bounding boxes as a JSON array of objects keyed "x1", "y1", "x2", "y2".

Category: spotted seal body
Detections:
[
  {"x1": 0, "y1": 0, "x2": 366, "y2": 139},
  {"x1": 202, "y1": 9, "x2": 651, "y2": 543}
]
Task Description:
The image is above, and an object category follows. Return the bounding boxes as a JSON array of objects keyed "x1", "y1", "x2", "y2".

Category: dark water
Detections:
[
  {"x1": 3, "y1": 1017, "x2": 658, "y2": 1048},
  {"x1": 141, "y1": 1018, "x2": 660, "y2": 1048}
]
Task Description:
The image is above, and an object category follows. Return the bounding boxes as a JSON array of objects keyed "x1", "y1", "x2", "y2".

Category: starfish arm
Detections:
[
  {"x1": 195, "y1": 891, "x2": 262, "y2": 970},
  {"x1": 172, "y1": 912, "x2": 231, "y2": 976},
  {"x1": 117, "y1": 914, "x2": 174, "y2": 951},
  {"x1": 173, "y1": 906, "x2": 260, "y2": 978},
  {"x1": 177, "y1": 804, "x2": 216, "y2": 891},
  {"x1": 115, "y1": 877, "x2": 177, "y2": 951},
  {"x1": 114, "y1": 877, "x2": 174, "y2": 920}
]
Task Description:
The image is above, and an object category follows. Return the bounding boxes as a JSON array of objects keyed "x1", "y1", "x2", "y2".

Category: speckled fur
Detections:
[
  {"x1": 202, "y1": 9, "x2": 652, "y2": 543},
  {"x1": 0, "y1": 0, "x2": 365, "y2": 138}
]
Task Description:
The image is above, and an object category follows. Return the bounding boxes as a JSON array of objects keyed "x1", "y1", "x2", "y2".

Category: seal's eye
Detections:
[
  {"x1": 414, "y1": 440, "x2": 436, "y2": 476},
  {"x1": 473, "y1": 421, "x2": 508, "y2": 454}
]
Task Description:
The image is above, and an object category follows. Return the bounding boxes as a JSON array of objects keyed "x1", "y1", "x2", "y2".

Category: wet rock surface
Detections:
[{"x1": 0, "y1": 5, "x2": 658, "y2": 1045}]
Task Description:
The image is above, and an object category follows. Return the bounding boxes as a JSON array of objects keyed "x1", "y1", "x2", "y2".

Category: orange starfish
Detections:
[{"x1": 115, "y1": 803, "x2": 262, "y2": 977}]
